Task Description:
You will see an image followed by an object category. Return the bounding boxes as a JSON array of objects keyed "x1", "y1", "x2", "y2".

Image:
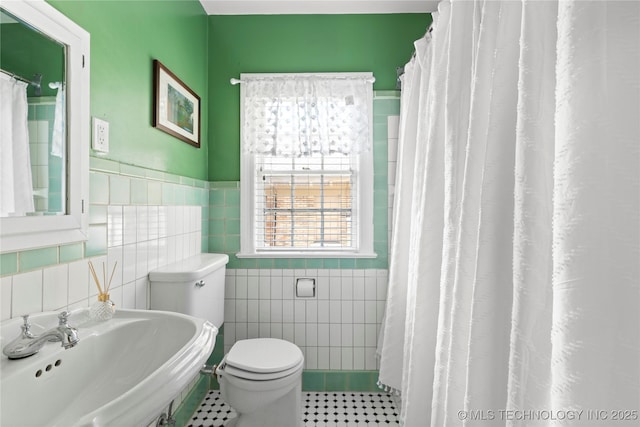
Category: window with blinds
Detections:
[
  {"x1": 238, "y1": 72, "x2": 375, "y2": 258},
  {"x1": 255, "y1": 153, "x2": 358, "y2": 251}
]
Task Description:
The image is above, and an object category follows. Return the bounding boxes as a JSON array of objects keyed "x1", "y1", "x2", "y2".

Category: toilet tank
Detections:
[{"x1": 148, "y1": 253, "x2": 229, "y2": 328}]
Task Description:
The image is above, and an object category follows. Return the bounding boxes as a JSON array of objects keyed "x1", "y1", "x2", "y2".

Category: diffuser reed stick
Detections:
[
  {"x1": 107, "y1": 261, "x2": 118, "y2": 294},
  {"x1": 88, "y1": 261, "x2": 104, "y2": 295}
]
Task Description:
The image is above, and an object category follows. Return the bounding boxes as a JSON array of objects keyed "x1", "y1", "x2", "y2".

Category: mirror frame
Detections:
[{"x1": 0, "y1": 0, "x2": 89, "y2": 253}]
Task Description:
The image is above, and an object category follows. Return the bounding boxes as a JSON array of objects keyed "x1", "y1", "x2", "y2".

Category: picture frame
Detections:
[{"x1": 153, "y1": 59, "x2": 201, "y2": 148}]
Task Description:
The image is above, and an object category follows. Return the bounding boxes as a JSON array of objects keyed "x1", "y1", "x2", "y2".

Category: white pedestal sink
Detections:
[{"x1": 0, "y1": 308, "x2": 217, "y2": 427}]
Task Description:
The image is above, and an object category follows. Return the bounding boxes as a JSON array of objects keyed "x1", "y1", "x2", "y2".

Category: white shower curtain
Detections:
[
  {"x1": 378, "y1": 1, "x2": 639, "y2": 426},
  {"x1": 0, "y1": 74, "x2": 35, "y2": 216}
]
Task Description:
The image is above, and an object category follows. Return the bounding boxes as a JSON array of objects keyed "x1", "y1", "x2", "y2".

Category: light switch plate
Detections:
[{"x1": 92, "y1": 117, "x2": 109, "y2": 153}]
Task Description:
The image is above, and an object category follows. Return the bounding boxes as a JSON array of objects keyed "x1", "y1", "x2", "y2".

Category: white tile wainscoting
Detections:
[
  {"x1": 0, "y1": 205, "x2": 202, "y2": 321},
  {"x1": 223, "y1": 268, "x2": 389, "y2": 371}
]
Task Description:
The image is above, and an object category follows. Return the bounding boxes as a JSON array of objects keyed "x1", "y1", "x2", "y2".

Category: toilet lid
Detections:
[{"x1": 225, "y1": 338, "x2": 303, "y2": 374}]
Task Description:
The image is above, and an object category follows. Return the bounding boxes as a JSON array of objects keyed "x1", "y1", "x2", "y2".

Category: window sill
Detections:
[{"x1": 236, "y1": 251, "x2": 378, "y2": 259}]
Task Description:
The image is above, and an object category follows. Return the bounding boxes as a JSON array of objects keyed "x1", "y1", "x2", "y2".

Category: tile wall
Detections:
[
  {"x1": 223, "y1": 268, "x2": 389, "y2": 370},
  {"x1": 0, "y1": 158, "x2": 209, "y2": 321}
]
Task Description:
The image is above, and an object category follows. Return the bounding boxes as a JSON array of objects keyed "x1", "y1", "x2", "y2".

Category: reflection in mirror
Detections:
[{"x1": 0, "y1": 8, "x2": 66, "y2": 217}]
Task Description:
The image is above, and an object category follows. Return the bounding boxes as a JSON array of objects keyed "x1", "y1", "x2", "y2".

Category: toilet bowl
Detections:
[{"x1": 216, "y1": 338, "x2": 304, "y2": 427}]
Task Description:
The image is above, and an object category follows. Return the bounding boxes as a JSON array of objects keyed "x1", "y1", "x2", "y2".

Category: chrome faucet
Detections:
[{"x1": 2, "y1": 311, "x2": 79, "y2": 359}]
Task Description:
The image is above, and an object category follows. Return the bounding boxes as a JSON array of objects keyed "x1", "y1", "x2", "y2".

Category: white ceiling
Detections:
[{"x1": 198, "y1": 0, "x2": 439, "y2": 15}]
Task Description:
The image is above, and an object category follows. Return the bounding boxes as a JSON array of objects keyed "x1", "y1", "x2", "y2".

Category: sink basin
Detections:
[{"x1": 0, "y1": 308, "x2": 217, "y2": 427}]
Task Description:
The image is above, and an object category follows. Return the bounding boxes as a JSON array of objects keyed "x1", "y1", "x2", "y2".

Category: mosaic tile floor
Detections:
[{"x1": 188, "y1": 391, "x2": 400, "y2": 426}]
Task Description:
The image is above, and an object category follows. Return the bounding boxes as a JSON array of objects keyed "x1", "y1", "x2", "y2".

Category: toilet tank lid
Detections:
[{"x1": 148, "y1": 253, "x2": 229, "y2": 282}]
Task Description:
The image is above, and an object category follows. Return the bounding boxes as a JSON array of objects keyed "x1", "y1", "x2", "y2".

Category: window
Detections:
[
  {"x1": 257, "y1": 153, "x2": 355, "y2": 250},
  {"x1": 238, "y1": 73, "x2": 375, "y2": 258}
]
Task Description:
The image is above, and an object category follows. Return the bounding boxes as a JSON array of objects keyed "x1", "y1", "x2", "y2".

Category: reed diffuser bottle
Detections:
[{"x1": 89, "y1": 261, "x2": 116, "y2": 321}]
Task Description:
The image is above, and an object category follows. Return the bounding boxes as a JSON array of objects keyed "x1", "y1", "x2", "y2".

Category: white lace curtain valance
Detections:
[{"x1": 240, "y1": 73, "x2": 373, "y2": 157}]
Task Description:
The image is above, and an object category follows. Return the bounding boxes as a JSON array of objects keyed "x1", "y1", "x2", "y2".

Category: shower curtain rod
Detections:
[
  {"x1": 0, "y1": 68, "x2": 42, "y2": 95},
  {"x1": 230, "y1": 75, "x2": 376, "y2": 85}
]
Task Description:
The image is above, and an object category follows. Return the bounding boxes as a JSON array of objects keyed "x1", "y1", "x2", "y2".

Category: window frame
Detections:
[{"x1": 238, "y1": 73, "x2": 376, "y2": 259}]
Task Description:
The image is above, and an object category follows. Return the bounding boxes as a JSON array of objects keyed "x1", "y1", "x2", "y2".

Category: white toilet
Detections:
[
  {"x1": 148, "y1": 254, "x2": 304, "y2": 427},
  {"x1": 216, "y1": 337, "x2": 304, "y2": 427}
]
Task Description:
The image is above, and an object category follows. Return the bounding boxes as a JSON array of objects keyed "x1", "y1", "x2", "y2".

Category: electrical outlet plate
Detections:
[{"x1": 92, "y1": 117, "x2": 109, "y2": 153}]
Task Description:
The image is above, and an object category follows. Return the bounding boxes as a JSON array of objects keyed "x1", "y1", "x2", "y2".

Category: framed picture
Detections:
[{"x1": 153, "y1": 59, "x2": 201, "y2": 147}]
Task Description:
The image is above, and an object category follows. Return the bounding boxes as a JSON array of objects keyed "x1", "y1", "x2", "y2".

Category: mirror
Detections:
[
  {"x1": 1, "y1": 8, "x2": 67, "y2": 217},
  {"x1": 0, "y1": 0, "x2": 89, "y2": 252}
]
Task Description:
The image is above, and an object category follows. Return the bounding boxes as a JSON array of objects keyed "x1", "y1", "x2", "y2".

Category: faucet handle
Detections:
[
  {"x1": 20, "y1": 315, "x2": 34, "y2": 338},
  {"x1": 58, "y1": 311, "x2": 71, "y2": 325}
]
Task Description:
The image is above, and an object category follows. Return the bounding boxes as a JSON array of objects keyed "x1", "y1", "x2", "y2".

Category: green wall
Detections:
[
  {"x1": 207, "y1": 14, "x2": 430, "y2": 181},
  {"x1": 0, "y1": 21, "x2": 64, "y2": 97},
  {"x1": 47, "y1": 0, "x2": 209, "y2": 180},
  {"x1": 15, "y1": 4, "x2": 430, "y2": 183}
]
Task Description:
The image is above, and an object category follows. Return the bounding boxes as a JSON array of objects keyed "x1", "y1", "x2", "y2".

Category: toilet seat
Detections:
[
  {"x1": 222, "y1": 357, "x2": 304, "y2": 381},
  {"x1": 220, "y1": 338, "x2": 304, "y2": 381}
]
